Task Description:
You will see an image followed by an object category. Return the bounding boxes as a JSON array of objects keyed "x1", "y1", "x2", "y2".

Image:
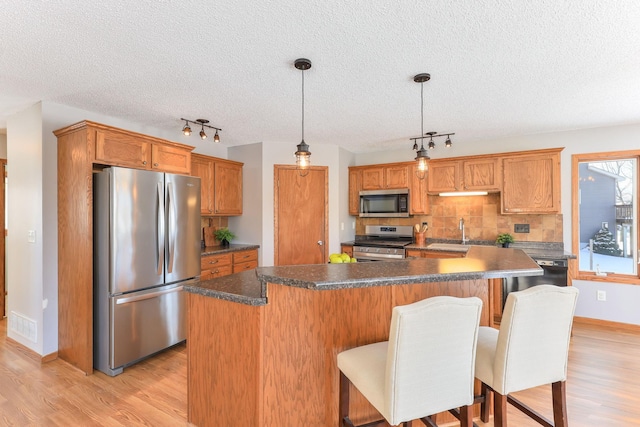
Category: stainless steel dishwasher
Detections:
[{"x1": 503, "y1": 257, "x2": 568, "y2": 307}]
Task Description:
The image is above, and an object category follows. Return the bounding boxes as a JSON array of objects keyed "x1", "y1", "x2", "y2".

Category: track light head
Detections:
[
  {"x1": 214, "y1": 130, "x2": 220, "y2": 143},
  {"x1": 182, "y1": 122, "x2": 191, "y2": 136},
  {"x1": 199, "y1": 128, "x2": 207, "y2": 139},
  {"x1": 445, "y1": 136, "x2": 452, "y2": 147}
]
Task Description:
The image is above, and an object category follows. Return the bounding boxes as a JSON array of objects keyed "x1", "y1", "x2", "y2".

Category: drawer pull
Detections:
[{"x1": 208, "y1": 260, "x2": 218, "y2": 264}]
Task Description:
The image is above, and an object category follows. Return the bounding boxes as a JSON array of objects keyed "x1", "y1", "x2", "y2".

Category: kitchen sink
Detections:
[{"x1": 426, "y1": 243, "x2": 470, "y2": 253}]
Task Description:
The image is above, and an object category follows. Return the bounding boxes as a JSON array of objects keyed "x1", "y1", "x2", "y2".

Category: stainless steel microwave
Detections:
[{"x1": 359, "y1": 189, "x2": 410, "y2": 217}]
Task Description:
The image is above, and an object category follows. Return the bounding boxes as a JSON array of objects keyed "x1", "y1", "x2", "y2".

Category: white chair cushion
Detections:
[{"x1": 338, "y1": 341, "x2": 388, "y2": 416}]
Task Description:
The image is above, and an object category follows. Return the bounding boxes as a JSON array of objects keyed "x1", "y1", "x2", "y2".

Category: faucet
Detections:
[{"x1": 459, "y1": 218, "x2": 469, "y2": 245}]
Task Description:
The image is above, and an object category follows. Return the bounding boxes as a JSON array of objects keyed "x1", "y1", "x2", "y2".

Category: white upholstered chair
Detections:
[
  {"x1": 475, "y1": 285, "x2": 579, "y2": 427},
  {"x1": 337, "y1": 296, "x2": 483, "y2": 427}
]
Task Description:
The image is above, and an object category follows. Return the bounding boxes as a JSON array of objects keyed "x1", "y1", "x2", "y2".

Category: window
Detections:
[{"x1": 573, "y1": 152, "x2": 638, "y2": 281}]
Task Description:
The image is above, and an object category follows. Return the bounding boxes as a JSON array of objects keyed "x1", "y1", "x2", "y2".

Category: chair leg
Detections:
[
  {"x1": 340, "y1": 372, "x2": 354, "y2": 427},
  {"x1": 479, "y1": 382, "x2": 491, "y2": 423},
  {"x1": 552, "y1": 381, "x2": 568, "y2": 427},
  {"x1": 493, "y1": 391, "x2": 507, "y2": 427},
  {"x1": 459, "y1": 405, "x2": 472, "y2": 427}
]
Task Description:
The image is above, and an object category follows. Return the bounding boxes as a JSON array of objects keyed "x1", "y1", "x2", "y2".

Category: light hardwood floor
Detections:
[{"x1": 1, "y1": 319, "x2": 639, "y2": 426}]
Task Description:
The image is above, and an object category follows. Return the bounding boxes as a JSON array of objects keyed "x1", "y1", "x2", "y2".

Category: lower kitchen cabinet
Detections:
[
  {"x1": 340, "y1": 245, "x2": 353, "y2": 257},
  {"x1": 232, "y1": 250, "x2": 259, "y2": 273},
  {"x1": 406, "y1": 249, "x2": 465, "y2": 259},
  {"x1": 200, "y1": 253, "x2": 233, "y2": 281}
]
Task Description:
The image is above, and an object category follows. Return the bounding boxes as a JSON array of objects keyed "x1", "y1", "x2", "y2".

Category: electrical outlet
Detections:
[
  {"x1": 597, "y1": 290, "x2": 606, "y2": 301},
  {"x1": 514, "y1": 224, "x2": 530, "y2": 233}
]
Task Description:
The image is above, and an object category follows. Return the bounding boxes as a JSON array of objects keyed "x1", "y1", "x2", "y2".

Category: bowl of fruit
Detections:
[{"x1": 329, "y1": 253, "x2": 357, "y2": 264}]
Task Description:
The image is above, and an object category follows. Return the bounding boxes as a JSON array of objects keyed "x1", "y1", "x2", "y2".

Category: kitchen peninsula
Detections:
[{"x1": 185, "y1": 246, "x2": 541, "y2": 426}]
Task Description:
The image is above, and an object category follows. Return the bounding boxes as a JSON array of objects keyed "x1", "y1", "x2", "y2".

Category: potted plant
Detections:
[
  {"x1": 214, "y1": 227, "x2": 235, "y2": 247},
  {"x1": 496, "y1": 233, "x2": 514, "y2": 248}
]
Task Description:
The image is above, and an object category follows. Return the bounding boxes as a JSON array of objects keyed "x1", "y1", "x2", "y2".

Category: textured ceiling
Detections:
[{"x1": 1, "y1": 0, "x2": 639, "y2": 153}]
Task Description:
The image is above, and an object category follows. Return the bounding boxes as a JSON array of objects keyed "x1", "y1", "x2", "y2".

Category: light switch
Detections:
[{"x1": 27, "y1": 230, "x2": 36, "y2": 243}]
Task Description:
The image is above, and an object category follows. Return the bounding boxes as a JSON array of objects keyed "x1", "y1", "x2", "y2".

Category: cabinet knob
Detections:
[
  {"x1": 154, "y1": 163, "x2": 159, "y2": 167},
  {"x1": 214, "y1": 269, "x2": 219, "y2": 274},
  {"x1": 142, "y1": 161, "x2": 147, "y2": 165},
  {"x1": 209, "y1": 260, "x2": 218, "y2": 264}
]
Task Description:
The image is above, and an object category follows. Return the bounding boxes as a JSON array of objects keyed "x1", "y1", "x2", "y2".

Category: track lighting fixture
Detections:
[
  {"x1": 409, "y1": 73, "x2": 456, "y2": 179},
  {"x1": 180, "y1": 118, "x2": 222, "y2": 143},
  {"x1": 294, "y1": 58, "x2": 312, "y2": 177}
]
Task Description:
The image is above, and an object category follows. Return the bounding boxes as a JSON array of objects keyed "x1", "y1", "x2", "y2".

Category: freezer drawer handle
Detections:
[{"x1": 116, "y1": 286, "x2": 184, "y2": 305}]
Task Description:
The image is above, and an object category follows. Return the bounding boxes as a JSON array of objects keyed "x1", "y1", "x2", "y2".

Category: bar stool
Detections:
[
  {"x1": 474, "y1": 285, "x2": 579, "y2": 427},
  {"x1": 337, "y1": 296, "x2": 483, "y2": 427}
]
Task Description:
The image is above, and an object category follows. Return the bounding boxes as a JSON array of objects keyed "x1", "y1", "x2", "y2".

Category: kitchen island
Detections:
[{"x1": 185, "y1": 246, "x2": 541, "y2": 427}]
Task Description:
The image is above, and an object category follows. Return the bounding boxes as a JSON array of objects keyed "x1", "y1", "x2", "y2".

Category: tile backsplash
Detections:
[{"x1": 357, "y1": 193, "x2": 562, "y2": 243}]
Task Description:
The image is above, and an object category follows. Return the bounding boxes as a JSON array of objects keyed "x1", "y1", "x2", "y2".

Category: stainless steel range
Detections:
[{"x1": 353, "y1": 225, "x2": 413, "y2": 261}]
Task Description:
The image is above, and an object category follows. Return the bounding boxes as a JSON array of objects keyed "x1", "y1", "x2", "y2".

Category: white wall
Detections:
[
  {"x1": 355, "y1": 123, "x2": 640, "y2": 325},
  {"x1": 6, "y1": 103, "x2": 45, "y2": 353},
  {"x1": 228, "y1": 143, "x2": 264, "y2": 265}
]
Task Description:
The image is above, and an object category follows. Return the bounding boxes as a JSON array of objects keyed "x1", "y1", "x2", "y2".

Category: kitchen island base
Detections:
[{"x1": 188, "y1": 279, "x2": 492, "y2": 426}]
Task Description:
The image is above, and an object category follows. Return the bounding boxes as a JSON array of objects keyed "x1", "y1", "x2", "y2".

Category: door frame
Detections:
[
  {"x1": 0, "y1": 159, "x2": 5, "y2": 318},
  {"x1": 274, "y1": 165, "x2": 329, "y2": 266}
]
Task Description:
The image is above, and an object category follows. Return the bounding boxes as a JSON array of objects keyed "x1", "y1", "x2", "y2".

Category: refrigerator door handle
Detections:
[
  {"x1": 167, "y1": 181, "x2": 176, "y2": 273},
  {"x1": 115, "y1": 285, "x2": 184, "y2": 305},
  {"x1": 157, "y1": 182, "x2": 165, "y2": 276}
]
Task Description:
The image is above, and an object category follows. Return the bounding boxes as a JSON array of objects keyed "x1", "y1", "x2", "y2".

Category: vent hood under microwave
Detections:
[{"x1": 359, "y1": 189, "x2": 410, "y2": 218}]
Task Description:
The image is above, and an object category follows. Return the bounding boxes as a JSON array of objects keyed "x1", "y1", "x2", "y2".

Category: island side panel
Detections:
[
  {"x1": 187, "y1": 293, "x2": 264, "y2": 426},
  {"x1": 263, "y1": 283, "x2": 393, "y2": 427}
]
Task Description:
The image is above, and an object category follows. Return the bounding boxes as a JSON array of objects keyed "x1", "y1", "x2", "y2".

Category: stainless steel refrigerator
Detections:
[{"x1": 93, "y1": 167, "x2": 201, "y2": 376}]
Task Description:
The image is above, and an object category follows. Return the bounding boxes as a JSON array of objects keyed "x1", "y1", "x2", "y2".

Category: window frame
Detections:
[{"x1": 572, "y1": 150, "x2": 640, "y2": 284}]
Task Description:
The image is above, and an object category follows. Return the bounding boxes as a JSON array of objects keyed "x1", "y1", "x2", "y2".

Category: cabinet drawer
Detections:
[
  {"x1": 233, "y1": 250, "x2": 258, "y2": 264},
  {"x1": 200, "y1": 253, "x2": 232, "y2": 271},
  {"x1": 208, "y1": 265, "x2": 233, "y2": 278},
  {"x1": 233, "y1": 260, "x2": 258, "y2": 273}
]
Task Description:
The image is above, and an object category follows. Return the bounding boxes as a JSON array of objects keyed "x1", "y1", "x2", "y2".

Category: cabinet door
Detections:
[
  {"x1": 214, "y1": 161, "x2": 243, "y2": 216},
  {"x1": 348, "y1": 169, "x2": 361, "y2": 215},
  {"x1": 191, "y1": 155, "x2": 214, "y2": 215},
  {"x1": 409, "y1": 164, "x2": 429, "y2": 214},
  {"x1": 501, "y1": 151, "x2": 561, "y2": 213},
  {"x1": 340, "y1": 245, "x2": 353, "y2": 257},
  {"x1": 361, "y1": 167, "x2": 385, "y2": 190},
  {"x1": 95, "y1": 130, "x2": 151, "y2": 169},
  {"x1": 151, "y1": 143, "x2": 191, "y2": 174},
  {"x1": 462, "y1": 158, "x2": 500, "y2": 191},
  {"x1": 385, "y1": 165, "x2": 409, "y2": 189},
  {"x1": 427, "y1": 161, "x2": 459, "y2": 193}
]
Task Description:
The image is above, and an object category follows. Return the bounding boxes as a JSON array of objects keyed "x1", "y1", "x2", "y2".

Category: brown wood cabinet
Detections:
[
  {"x1": 348, "y1": 169, "x2": 361, "y2": 216},
  {"x1": 232, "y1": 250, "x2": 258, "y2": 273},
  {"x1": 54, "y1": 120, "x2": 195, "y2": 375},
  {"x1": 427, "y1": 157, "x2": 500, "y2": 193},
  {"x1": 340, "y1": 244, "x2": 353, "y2": 257},
  {"x1": 190, "y1": 154, "x2": 243, "y2": 216},
  {"x1": 408, "y1": 164, "x2": 430, "y2": 214},
  {"x1": 501, "y1": 148, "x2": 562, "y2": 214},
  {"x1": 200, "y1": 253, "x2": 233, "y2": 281},
  {"x1": 360, "y1": 164, "x2": 409, "y2": 190},
  {"x1": 95, "y1": 128, "x2": 192, "y2": 174}
]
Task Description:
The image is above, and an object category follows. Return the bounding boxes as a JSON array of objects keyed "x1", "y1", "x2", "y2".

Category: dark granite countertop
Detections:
[
  {"x1": 201, "y1": 244, "x2": 260, "y2": 256},
  {"x1": 258, "y1": 246, "x2": 541, "y2": 290},
  {"x1": 184, "y1": 270, "x2": 266, "y2": 306},
  {"x1": 185, "y1": 245, "x2": 543, "y2": 304}
]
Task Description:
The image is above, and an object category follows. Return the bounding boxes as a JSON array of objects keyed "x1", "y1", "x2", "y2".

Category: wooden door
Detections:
[
  {"x1": 214, "y1": 161, "x2": 243, "y2": 216},
  {"x1": 275, "y1": 166, "x2": 328, "y2": 266},
  {"x1": 348, "y1": 168, "x2": 361, "y2": 215}
]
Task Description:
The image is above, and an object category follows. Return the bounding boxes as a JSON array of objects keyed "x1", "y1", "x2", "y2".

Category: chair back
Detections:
[
  {"x1": 494, "y1": 285, "x2": 579, "y2": 395},
  {"x1": 384, "y1": 296, "x2": 482, "y2": 425}
]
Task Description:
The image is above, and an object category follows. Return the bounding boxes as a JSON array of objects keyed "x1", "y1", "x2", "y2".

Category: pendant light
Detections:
[
  {"x1": 412, "y1": 73, "x2": 431, "y2": 180},
  {"x1": 294, "y1": 58, "x2": 312, "y2": 177}
]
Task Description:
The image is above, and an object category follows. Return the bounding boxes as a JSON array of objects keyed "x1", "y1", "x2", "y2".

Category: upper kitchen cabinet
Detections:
[
  {"x1": 191, "y1": 154, "x2": 243, "y2": 216},
  {"x1": 501, "y1": 148, "x2": 562, "y2": 214},
  {"x1": 408, "y1": 164, "x2": 430, "y2": 215},
  {"x1": 214, "y1": 160, "x2": 243, "y2": 216},
  {"x1": 348, "y1": 168, "x2": 362, "y2": 216},
  {"x1": 95, "y1": 127, "x2": 192, "y2": 174},
  {"x1": 361, "y1": 164, "x2": 409, "y2": 190},
  {"x1": 191, "y1": 154, "x2": 214, "y2": 215},
  {"x1": 427, "y1": 157, "x2": 501, "y2": 193}
]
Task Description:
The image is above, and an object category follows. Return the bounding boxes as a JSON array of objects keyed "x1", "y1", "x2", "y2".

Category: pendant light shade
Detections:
[{"x1": 294, "y1": 58, "x2": 312, "y2": 177}]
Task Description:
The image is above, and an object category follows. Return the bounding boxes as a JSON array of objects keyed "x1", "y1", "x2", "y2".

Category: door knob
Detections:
[{"x1": 317, "y1": 240, "x2": 323, "y2": 246}]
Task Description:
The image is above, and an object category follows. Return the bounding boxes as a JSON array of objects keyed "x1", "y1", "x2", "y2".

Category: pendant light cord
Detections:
[
  {"x1": 301, "y1": 68, "x2": 305, "y2": 142},
  {"x1": 420, "y1": 81, "x2": 425, "y2": 149}
]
